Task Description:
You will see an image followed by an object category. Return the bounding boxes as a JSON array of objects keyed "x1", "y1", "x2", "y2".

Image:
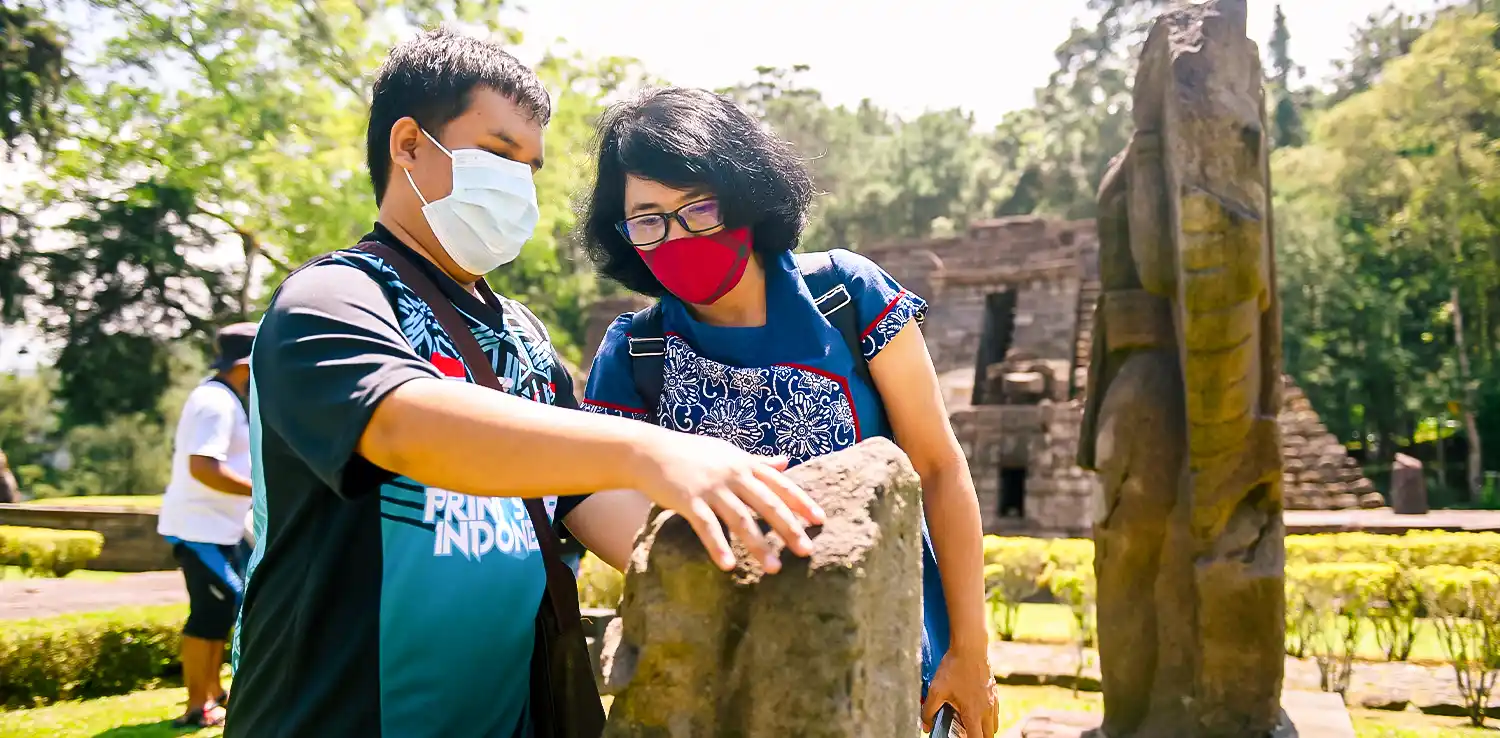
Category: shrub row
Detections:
[
  {"x1": 978, "y1": 532, "x2": 1500, "y2": 613},
  {"x1": 1285, "y1": 531, "x2": 1500, "y2": 570},
  {"x1": 0, "y1": 605, "x2": 187, "y2": 708},
  {"x1": 0, "y1": 525, "x2": 104, "y2": 577},
  {"x1": 577, "y1": 552, "x2": 624, "y2": 610},
  {"x1": 982, "y1": 537, "x2": 1096, "y2": 645},
  {"x1": 1285, "y1": 561, "x2": 1500, "y2": 726}
]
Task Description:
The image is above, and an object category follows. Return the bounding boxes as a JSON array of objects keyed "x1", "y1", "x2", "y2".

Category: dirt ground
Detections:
[{"x1": 0, "y1": 571, "x2": 186, "y2": 621}]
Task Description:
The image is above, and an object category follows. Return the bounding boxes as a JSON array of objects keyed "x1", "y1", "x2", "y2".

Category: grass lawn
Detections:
[
  {"x1": 1350, "y1": 708, "x2": 1499, "y2": 737},
  {"x1": 0, "y1": 684, "x2": 1490, "y2": 738},
  {"x1": 0, "y1": 687, "x2": 218, "y2": 738},
  {"x1": 19, "y1": 495, "x2": 163, "y2": 509},
  {"x1": 0, "y1": 566, "x2": 125, "y2": 582}
]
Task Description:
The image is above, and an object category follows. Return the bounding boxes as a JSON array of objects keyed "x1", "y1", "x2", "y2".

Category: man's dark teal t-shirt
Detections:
[{"x1": 226, "y1": 227, "x2": 585, "y2": 738}]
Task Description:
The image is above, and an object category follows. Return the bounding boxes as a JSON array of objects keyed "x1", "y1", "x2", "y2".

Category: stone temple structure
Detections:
[
  {"x1": 860, "y1": 216, "x2": 1384, "y2": 537},
  {"x1": 580, "y1": 221, "x2": 1382, "y2": 540}
]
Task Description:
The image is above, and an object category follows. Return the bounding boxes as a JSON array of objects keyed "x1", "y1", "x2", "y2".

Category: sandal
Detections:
[{"x1": 171, "y1": 704, "x2": 227, "y2": 729}]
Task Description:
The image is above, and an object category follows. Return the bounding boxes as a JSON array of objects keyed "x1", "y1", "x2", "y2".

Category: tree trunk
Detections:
[
  {"x1": 238, "y1": 229, "x2": 260, "y2": 319},
  {"x1": 1446, "y1": 120, "x2": 1485, "y2": 501},
  {"x1": 1451, "y1": 282, "x2": 1485, "y2": 501},
  {"x1": 0, "y1": 449, "x2": 19, "y2": 504},
  {"x1": 1437, "y1": 410, "x2": 1448, "y2": 493}
]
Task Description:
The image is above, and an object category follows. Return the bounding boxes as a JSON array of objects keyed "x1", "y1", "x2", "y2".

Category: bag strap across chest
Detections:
[
  {"x1": 349, "y1": 243, "x2": 580, "y2": 619},
  {"x1": 626, "y1": 250, "x2": 870, "y2": 420}
]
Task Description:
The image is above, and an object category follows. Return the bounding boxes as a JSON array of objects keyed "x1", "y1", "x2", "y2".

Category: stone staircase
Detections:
[
  {"x1": 1070, "y1": 279, "x2": 1101, "y2": 399},
  {"x1": 1059, "y1": 281, "x2": 1378, "y2": 512},
  {"x1": 1279, "y1": 378, "x2": 1384, "y2": 510}
]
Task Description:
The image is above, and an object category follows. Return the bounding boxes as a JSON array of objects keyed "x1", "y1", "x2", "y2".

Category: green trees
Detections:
[
  {"x1": 0, "y1": 0, "x2": 1495, "y2": 500},
  {"x1": 1276, "y1": 9, "x2": 1500, "y2": 496},
  {"x1": 0, "y1": 1, "x2": 639, "y2": 495}
]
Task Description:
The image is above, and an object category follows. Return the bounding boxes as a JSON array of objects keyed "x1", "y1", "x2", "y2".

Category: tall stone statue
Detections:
[{"x1": 1077, "y1": 0, "x2": 1287, "y2": 735}]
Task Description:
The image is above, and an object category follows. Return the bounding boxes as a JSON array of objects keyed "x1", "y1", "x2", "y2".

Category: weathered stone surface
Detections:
[
  {"x1": 1076, "y1": 1, "x2": 1288, "y2": 735},
  {"x1": 1390, "y1": 453, "x2": 1429, "y2": 515},
  {"x1": 601, "y1": 438, "x2": 923, "y2": 738}
]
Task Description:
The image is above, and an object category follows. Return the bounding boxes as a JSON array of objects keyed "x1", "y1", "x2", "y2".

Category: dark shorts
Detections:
[{"x1": 167, "y1": 537, "x2": 251, "y2": 640}]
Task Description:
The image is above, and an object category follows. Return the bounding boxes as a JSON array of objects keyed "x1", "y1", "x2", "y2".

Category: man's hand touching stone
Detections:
[{"x1": 626, "y1": 432, "x2": 824, "y2": 573}]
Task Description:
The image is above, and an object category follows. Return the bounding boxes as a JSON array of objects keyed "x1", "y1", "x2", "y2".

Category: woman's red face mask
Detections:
[{"x1": 635, "y1": 226, "x2": 752, "y2": 305}]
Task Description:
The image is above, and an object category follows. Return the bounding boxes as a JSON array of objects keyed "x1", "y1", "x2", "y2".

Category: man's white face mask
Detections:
[{"x1": 404, "y1": 129, "x2": 540, "y2": 275}]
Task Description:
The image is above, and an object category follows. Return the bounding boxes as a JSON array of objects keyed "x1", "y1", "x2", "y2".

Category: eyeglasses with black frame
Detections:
[{"x1": 616, "y1": 198, "x2": 724, "y2": 249}]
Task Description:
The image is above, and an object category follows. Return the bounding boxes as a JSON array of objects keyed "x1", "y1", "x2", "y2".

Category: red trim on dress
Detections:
[
  {"x1": 780, "y1": 362, "x2": 863, "y2": 443},
  {"x1": 860, "y1": 290, "x2": 909, "y2": 339},
  {"x1": 582, "y1": 398, "x2": 646, "y2": 416}
]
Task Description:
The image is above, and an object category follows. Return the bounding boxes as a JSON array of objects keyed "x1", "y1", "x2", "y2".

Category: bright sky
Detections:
[{"x1": 511, "y1": 0, "x2": 1443, "y2": 127}]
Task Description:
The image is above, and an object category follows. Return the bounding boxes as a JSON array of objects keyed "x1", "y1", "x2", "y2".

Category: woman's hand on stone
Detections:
[{"x1": 627, "y1": 432, "x2": 824, "y2": 573}]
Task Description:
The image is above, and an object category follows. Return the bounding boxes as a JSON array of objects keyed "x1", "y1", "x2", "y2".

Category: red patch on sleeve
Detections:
[{"x1": 429, "y1": 352, "x2": 467, "y2": 379}]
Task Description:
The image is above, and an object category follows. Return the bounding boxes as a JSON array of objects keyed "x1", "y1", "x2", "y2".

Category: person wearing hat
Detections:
[{"x1": 157, "y1": 321, "x2": 258, "y2": 728}]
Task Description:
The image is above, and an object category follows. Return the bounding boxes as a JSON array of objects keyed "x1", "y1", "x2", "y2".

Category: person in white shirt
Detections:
[{"x1": 158, "y1": 322, "x2": 256, "y2": 728}]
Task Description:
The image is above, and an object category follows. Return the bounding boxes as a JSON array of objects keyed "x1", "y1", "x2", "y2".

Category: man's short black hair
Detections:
[
  {"x1": 367, "y1": 27, "x2": 552, "y2": 205},
  {"x1": 580, "y1": 87, "x2": 815, "y2": 297}
]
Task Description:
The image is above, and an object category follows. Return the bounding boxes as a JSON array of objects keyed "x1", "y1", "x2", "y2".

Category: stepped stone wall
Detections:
[{"x1": 1279, "y1": 379, "x2": 1384, "y2": 510}]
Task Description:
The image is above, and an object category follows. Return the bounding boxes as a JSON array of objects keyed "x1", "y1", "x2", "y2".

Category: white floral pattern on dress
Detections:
[
  {"x1": 699, "y1": 394, "x2": 765, "y2": 450},
  {"x1": 662, "y1": 341, "x2": 703, "y2": 408},
  {"x1": 655, "y1": 336, "x2": 858, "y2": 465},
  {"x1": 860, "y1": 290, "x2": 928, "y2": 360},
  {"x1": 771, "y1": 388, "x2": 837, "y2": 459},
  {"x1": 581, "y1": 402, "x2": 648, "y2": 422}
]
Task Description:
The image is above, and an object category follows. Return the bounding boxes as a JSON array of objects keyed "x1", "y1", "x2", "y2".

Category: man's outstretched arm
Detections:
[{"x1": 254, "y1": 262, "x2": 821, "y2": 571}]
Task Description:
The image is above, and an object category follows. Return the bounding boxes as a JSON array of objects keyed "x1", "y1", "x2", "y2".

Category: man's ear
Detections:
[{"x1": 389, "y1": 116, "x2": 423, "y2": 173}]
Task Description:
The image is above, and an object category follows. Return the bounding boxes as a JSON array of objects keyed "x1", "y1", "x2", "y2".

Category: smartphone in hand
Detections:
[{"x1": 932, "y1": 704, "x2": 962, "y2": 737}]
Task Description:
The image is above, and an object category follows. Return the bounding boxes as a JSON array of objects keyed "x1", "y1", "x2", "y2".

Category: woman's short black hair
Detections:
[{"x1": 580, "y1": 87, "x2": 815, "y2": 296}]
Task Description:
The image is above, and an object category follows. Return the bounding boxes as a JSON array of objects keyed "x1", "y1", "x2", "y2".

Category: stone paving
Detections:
[
  {"x1": 0, "y1": 570, "x2": 185, "y2": 620},
  {"x1": 989, "y1": 640, "x2": 1499, "y2": 717},
  {"x1": 1284, "y1": 508, "x2": 1500, "y2": 534}
]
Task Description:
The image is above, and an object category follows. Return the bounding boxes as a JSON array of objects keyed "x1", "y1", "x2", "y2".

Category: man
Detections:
[
  {"x1": 0, "y1": 449, "x2": 18, "y2": 504},
  {"x1": 158, "y1": 322, "x2": 257, "y2": 728},
  {"x1": 226, "y1": 29, "x2": 819, "y2": 738}
]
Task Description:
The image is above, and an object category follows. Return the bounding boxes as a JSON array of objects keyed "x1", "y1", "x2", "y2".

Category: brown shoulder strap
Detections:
[{"x1": 352, "y1": 242, "x2": 580, "y2": 624}]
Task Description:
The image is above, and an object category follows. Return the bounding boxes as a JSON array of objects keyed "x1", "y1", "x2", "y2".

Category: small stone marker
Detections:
[{"x1": 601, "y1": 438, "x2": 923, "y2": 738}]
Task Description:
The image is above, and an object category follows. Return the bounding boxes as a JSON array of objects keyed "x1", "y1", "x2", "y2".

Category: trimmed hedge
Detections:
[
  {"x1": 982, "y1": 537, "x2": 1051, "y2": 642},
  {"x1": 0, "y1": 525, "x2": 104, "y2": 577},
  {"x1": 984, "y1": 532, "x2": 1500, "y2": 658},
  {"x1": 577, "y1": 553, "x2": 623, "y2": 609},
  {"x1": 1412, "y1": 565, "x2": 1500, "y2": 727},
  {"x1": 981, "y1": 531, "x2": 1500, "y2": 599},
  {"x1": 0, "y1": 554, "x2": 624, "y2": 709},
  {"x1": 1285, "y1": 531, "x2": 1500, "y2": 569},
  {"x1": 0, "y1": 605, "x2": 187, "y2": 708}
]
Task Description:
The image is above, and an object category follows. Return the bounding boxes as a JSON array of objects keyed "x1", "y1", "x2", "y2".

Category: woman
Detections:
[{"x1": 579, "y1": 87, "x2": 998, "y2": 736}]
